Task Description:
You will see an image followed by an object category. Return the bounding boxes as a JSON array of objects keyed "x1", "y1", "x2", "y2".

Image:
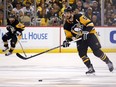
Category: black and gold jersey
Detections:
[
  {"x1": 7, "y1": 19, "x2": 25, "y2": 34},
  {"x1": 73, "y1": 14, "x2": 94, "y2": 31},
  {"x1": 63, "y1": 13, "x2": 96, "y2": 40}
]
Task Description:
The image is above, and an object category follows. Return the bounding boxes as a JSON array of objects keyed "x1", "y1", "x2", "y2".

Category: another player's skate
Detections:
[
  {"x1": 2, "y1": 47, "x2": 9, "y2": 52},
  {"x1": 86, "y1": 64, "x2": 95, "y2": 75},
  {"x1": 107, "y1": 61, "x2": 114, "y2": 72},
  {"x1": 5, "y1": 51, "x2": 12, "y2": 56}
]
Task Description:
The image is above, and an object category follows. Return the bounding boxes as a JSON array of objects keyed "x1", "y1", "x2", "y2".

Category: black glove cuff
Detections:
[{"x1": 66, "y1": 38, "x2": 72, "y2": 42}]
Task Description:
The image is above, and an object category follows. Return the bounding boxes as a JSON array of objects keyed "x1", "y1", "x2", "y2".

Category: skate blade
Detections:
[{"x1": 86, "y1": 72, "x2": 96, "y2": 76}]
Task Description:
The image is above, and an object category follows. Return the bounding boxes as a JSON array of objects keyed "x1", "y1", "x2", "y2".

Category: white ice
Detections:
[{"x1": 0, "y1": 53, "x2": 116, "y2": 87}]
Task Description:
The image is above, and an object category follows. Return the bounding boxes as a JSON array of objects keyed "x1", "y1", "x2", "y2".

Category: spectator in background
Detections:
[
  {"x1": 105, "y1": 0, "x2": 113, "y2": 9},
  {"x1": 0, "y1": 0, "x2": 3, "y2": 11},
  {"x1": 69, "y1": 0, "x2": 75, "y2": 6},
  {"x1": 83, "y1": 2, "x2": 90, "y2": 11},
  {"x1": 112, "y1": 14, "x2": 116, "y2": 26},
  {"x1": 105, "y1": 3, "x2": 114, "y2": 16},
  {"x1": 48, "y1": 7, "x2": 61, "y2": 26},
  {"x1": 112, "y1": 0, "x2": 116, "y2": 13},
  {"x1": 39, "y1": 17, "x2": 48, "y2": 26},
  {"x1": 0, "y1": 10, "x2": 3, "y2": 25},
  {"x1": 23, "y1": 1, "x2": 34, "y2": 17},
  {"x1": 6, "y1": 0, "x2": 13, "y2": 16},
  {"x1": 92, "y1": 15, "x2": 101, "y2": 26},
  {"x1": 106, "y1": 13, "x2": 115, "y2": 26},
  {"x1": 104, "y1": 0, "x2": 116, "y2": 26},
  {"x1": 73, "y1": 0, "x2": 85, "y2": 14},
  {"x1": 39, "y1": 5, "x2": 49, "y2": 26},
  {"x1": 23, "y1": 0, "x2": 31, "y2": 5},
  {"x1": 0, "y1": 0, "x2": 2, "y2": 3},
  {"x1": 12, "y1": 0, "x2": 23, "y2": 8},
  {"x1": 85, "y1": 7, "x2": 93, "y2": 20},
  {"x1": 49, "y1": 14, "x2": 61, "y2": 26},
  {"x1": 52, "y1": 2, "x2": 60, "y2": 16},
  {"x1": 59, "y1": 0, "x2": 68, "y2": 24},
  {"x1": 83, "y1": 0, "x2": 92, "y2": 5},
  {"x1": 45, "y1": 2, "x2": 61, "y2": 26},
  {"x1": 105, "y1": 12, "x2": 112, "y2": 26},
  {"x1": 11, "y1": 2, "x2": 24, "y2": 21},
  {"x1": 60, "y1": 0, "x2": 67, "y2": 14},
  {"x1": 92, "y1": 1, "x2": 101, "y2": 20},
  {"x1": 37, "y1": 1, "x2": 43, "y2": 18},
  {"x1": 21, "y1": 1, "x2": 34, "y2": 25},
  {"x1": 83, "y1": 0, "x2": 92, "y2": 11}
]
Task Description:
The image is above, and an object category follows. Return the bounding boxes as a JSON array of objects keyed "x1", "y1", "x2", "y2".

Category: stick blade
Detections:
[{"x1": 16, "y1": 53, "x2": 28, "y2": 60}]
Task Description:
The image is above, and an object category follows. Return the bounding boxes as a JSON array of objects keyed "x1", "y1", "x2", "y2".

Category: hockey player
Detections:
[
  {"x1": 2, "y1": 14, "x2": 25, "y2": 56},
  {"x1": 62, "y1": 6, "x2": 114, "y2": 74}
]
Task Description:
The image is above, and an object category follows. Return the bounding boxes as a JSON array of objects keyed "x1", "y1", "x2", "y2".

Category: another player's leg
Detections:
[
  {"x1": 5, "y1": 35, "x2": 17, "y2": 56},
  {"x1": 2, "y1": 33, "x2": 10, "y2": 52},
  {"x1": 77, "y1": 42, "x2": 95, "y2": 74}
]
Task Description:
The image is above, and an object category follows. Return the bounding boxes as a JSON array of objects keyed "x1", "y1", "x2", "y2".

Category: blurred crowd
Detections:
[{"x1": 0, "y1": 0, "x2": 116, "y2": 26}]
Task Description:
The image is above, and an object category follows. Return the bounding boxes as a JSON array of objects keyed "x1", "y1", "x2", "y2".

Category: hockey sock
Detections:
[
  {"x1": 4, "y1": 41, "x2": 8, "y2": 47},
  {"x1": 93, "y1": 49, "x2": 110, "y2": 64},
  {"x1": 9, "y1": 47, "x2": 14, "y2": 53},
  {"x1": 81, "y1": 56, "x2": 92, "y2": 68}
]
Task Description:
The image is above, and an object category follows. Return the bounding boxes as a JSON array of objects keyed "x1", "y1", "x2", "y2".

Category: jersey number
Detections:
[{"x1": 83, "y1": 16, "x2": 88, "y2": 20}]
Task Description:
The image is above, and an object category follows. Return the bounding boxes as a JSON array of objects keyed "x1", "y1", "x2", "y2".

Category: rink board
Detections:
[{"x1": 0, "y1": 27, "x2": 116, "y2": 53}]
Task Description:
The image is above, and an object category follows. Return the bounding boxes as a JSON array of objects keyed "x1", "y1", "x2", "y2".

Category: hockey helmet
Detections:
[
  {"x1": 8, "y1": 14, "x2": 15, "y2": 18},
  {"x1": 8, "y1": 14, "x2": 16, "y2": 22},
  {"x1": 65, "y1": 6, "x2": 73, "y2": 12}
]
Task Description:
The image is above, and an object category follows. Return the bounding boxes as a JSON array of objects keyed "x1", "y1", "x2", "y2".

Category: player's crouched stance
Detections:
[
  {"x1": 2, "y1": 14, "x2": 25, "y2": 56},
  {"x1": 62, "y1": 6, "x2": 114, "y2": 74}
]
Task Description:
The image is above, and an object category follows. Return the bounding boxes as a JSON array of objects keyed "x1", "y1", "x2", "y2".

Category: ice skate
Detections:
[
  {"x1": 107, "y1": 61, "x2": 114, "y2": 72},
  {"x1": 5, "y1": 51, "x2": 12, "y2": 56},
  {"x1": 2, "y1": 47, "x2": 9, "y2": 52},
  {"x1": 86, "y1": 64, "x2": 95, "y2": 75}
]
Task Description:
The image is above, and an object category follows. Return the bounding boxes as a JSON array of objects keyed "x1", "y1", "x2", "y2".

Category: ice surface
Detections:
[{"x1": 0, "y1": 53, "x2": 116, "y2": 87}]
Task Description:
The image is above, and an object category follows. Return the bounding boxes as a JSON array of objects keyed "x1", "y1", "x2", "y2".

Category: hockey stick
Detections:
[
  {"x1": 17, "y1": 40, "x2": 27, "y2": 57},
  {"x1": 16, "y1": 45, "x2": 63, "y2": 60},
  {"x1": 16, "y1": 38, "x2": 82, "y2": 60}
]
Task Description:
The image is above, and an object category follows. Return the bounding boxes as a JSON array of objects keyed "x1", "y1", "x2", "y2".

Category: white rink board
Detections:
[
  {"x1": 0, "y1": 27, "x2": 116, "y2": 50},
  {"x1": 0, "y1": 27, "x2": 60, "y2": 49}
]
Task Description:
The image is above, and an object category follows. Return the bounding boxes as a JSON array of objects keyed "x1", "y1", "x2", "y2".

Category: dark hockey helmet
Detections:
[
  {"x1": 65, "y1": 6, "x2": 73, "y2": 12},
  {"x1": 8, "y1": 14, "x2": 16, "y2": 19},
  {"x1": 8, "y1": 14, "x2": 16, "y2": 23}
]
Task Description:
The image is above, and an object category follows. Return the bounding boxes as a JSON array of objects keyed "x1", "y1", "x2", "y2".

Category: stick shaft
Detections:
[
  {"x1": 16, "y1": 38, "x2": 82, "y2": 59},
  {"x1": 28, "y1": 45, "x2": 63, "y2": 58},
  {"x1": 18, "y1": 40, "x2": 27, "y2": 57}
]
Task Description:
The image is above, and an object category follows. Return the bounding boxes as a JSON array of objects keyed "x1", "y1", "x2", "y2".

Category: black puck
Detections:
[{"x1": 38, "y1": 80, "x2": 42, "y2": 82}]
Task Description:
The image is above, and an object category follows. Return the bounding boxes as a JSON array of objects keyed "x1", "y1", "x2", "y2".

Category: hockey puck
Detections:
[{"x1": 38, "y1": 80, "x2": 42, "y2": 82}]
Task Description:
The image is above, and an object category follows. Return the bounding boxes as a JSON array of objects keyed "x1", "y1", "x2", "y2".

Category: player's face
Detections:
[
  {"x1": 65, "y1": 12, "x2": 71, "y2": 19},
  {"x1": 9, "y1": 18, "x2": 15, "y2": 23}
]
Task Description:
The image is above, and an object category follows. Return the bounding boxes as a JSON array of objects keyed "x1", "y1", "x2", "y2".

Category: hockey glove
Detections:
[
  {"x1": 6, "y1": 25, "x2": 15, "y2": 33},
  {"x1": 16, "y1": 31, "x2": 22, "y2": 40},
  {"x1": 6, "y1": 25, "x2": 11, "y2": 31},
  {"x1": 16, "y1": 31, "x2": 21, "y2": 36},
  {"x1": 82, "y1": 31, "x2": 89, "y2": 40},
  {"x1": 63, "y1": 40, "x2": 70, "y2": 47}
]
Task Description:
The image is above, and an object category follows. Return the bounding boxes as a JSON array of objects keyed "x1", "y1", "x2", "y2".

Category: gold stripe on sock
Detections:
[
  {"x1": 101, "y1": 54, "x2": 106, "y2": 61},
  {"x1": 84, "y1": 59, "x2": 89, "y2": 63},
  {"x1": 4, "y1": 42, "x2": 8, "y2": 45},
  {"x1": 81, "y1": 56, "x2": 86, "y2": 59},
  {"x1": 10, "y1": 47, "x2": 14, "y2": 50}
]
